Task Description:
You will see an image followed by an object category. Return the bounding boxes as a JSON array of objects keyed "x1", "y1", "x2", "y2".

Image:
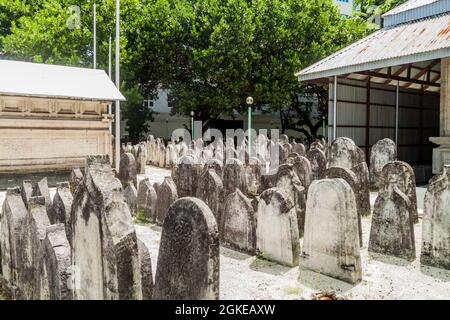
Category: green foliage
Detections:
[
  {"x1": 134, "y1": 209, "x2": 151, "y2": 225},
  {"x1": 0, "y1": 0, "x2": 374, "y2": 141}
]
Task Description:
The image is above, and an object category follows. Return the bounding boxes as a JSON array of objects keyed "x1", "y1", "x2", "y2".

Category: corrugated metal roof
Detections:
[
  {"x1": 383, "y1": 0, "x2": 450, "y2": 27},
  {"x1": 296, "y1": 13, "x2": 450, "y2": 81},
  {"x1": 384, "y1": 0, "x2": 440, "y2": 16},
  {"x1": 0, "y1": 59, "x2": 125, "y2": 101}
]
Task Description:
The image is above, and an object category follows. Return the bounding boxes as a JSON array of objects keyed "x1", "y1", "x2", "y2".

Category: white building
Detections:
[
  {"x1": 0, "y1": 60, "x2": 124, "y2": 173},
  {"x1": 334, "y1": 0, "x2": 354, "y2": 17}
]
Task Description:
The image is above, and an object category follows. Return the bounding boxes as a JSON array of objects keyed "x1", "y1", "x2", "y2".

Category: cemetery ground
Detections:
[{"x1": 1, "y1": 165, "x2": 448, "y2": 300}]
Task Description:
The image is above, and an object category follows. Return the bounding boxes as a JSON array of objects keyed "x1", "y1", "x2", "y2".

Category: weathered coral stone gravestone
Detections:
[
  {"x1": 21, "y1": 180, "x2": 33, "y2": 208},
  {"x1": 52, "y1": 182, "x2": 73, "y2": 240},
  {"x1": 370, "y1": 138, "x2": 397, "y2": 189},
  {"x1": 0, "y1": 187, "x2": 28, "y2": 296},
  {"x1": 71, "y1": 156, "x2": 146, "y2": 300},
  {"x1": 301, "y1": 179, "x2": 362, "y2": 284},
  {"x1": 137, "y1": 179, "x2": 157, "y2": 222},
  {"x1": 287, "y1": 154, "x2": 312, "y2": 193},
  {"x1": 223, "y1": 159, "x2": 247, "y2": 197},
  {"x1": 155, "y1": 177, "x2": 178, "y2": 226},
  {"x1": 369, "y1": 170, "x2": 416, "y2": 260},
  {"x1": 329, "y1": 137, "x2": 371, "y2": 217},
  {"x1": 173, "y1": 155, "x2": 201, "y2": 198},
  {"x1": 19, "y1": 196, "x2": 51, "y2": 299},
  {"x1": 325, "y1": 167, "x2": 362, "y2": 247},
  {"x1": 36, "y1": 177, "x2": 56, "y2": 223},
  {"x1": 221, "y1": 189, "x2": 257, "y2": 254},
  {"x1": 196, "y1": 169, "x2": 224, "y2": 222},
  {"x1": 276, "y1": 164, "x2": 306, "y2": 237},
  {"x1": 154, "y1": 198, "x2": 219, "y2": 300},
  {"x1": 124, "y1": 184, "x2": 138, "y2": 216},
  {"x1": 257, "y1": 188, "x2": 300, "y2": 267},
  {"x1": 306, "y1": 148, "x2": 327, "y2": 181},
  {"x1": 421, "y1": 165, "x2": 450, "y2": 270},
  {"x1": 39, "y1": 224, "x2": 72, "y2": 300},
  {"x1": 69, "y1": 168, "x2": 84, "y2": 195},
  {"x1": 119, "y1": 152, "x2": 137, "y2": 188},
  {"x1": 378, "y1": 161, "x2": 418, "y2": 223}
]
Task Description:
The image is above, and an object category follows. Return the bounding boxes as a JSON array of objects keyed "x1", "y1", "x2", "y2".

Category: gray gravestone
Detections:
[{"x1": 154, "y1": 198, "x2": 219, "y2": 300}]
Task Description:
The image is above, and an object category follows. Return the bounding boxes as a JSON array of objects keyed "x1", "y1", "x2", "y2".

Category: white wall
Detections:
[{"x1": 334, "y1": 0, "x2": 354, "y2": 17}]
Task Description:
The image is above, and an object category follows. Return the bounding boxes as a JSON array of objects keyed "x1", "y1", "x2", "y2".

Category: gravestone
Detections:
[
  {"x1": 421, "y1": 165, "x2": 450, "y2": 269},
  {"x1": 154, "y1": 198, "x2": 219, "y2": 300},
  {"x1": 137, "y1": 144, "x2": 147, "y2": 174},
  {"x1": 69, "y1": 168, "x2": 84, "y2": 195},
  {"x1": 119, "y1": 153, "x2": 137, "y2": 188},
  {"x1": 369, "y1": 175, "x2": 416, "y2": 261},
  {"x1": 276, "y1": 164, "x2": 306, "y2": 237},
  {"x1": 39, "y1": 224, "x2": 72, "y2": 300},
  {"x1": 173, "y1": 155, "x2": 201, "y2": 198},
  {"x1": 306, "y1": 148, "x2": 327, "y2": 181},
  {"x1": 19, "y1": 196, "x2": 51, "y2": 299},
  {"x1": 301, "y1": 179, "x2": 362, "y2": 284},
  {"x1": 71, "y1": 155, "x2": 144, "y2": 300},
  {"x1": 52, "y1": 182, "x2": 73, "y2": 242},
  {"x1": 370, "y1": 138, "x2": 397, "y2": 189},
  {"x1": 137, "y1": 179, "x2": 157, "y2": 222},
  {"x1": 35, "y1": 177, "x2": 55, "y2": 223},
  {"x1": 221, "y1": 189, "x2": 257, "y2": 255},
  {"x1": 137, "y1": 239, "x2": 154, "y2": 300},
  {"x1": 325, "y1": 167, "x2": 362, "y2": 246},
  {"x1": 287, "y1": 154, "x2": 312, "y2": 193},
  {"x1": 0, "y1": 187, "x2": 28, "y2": 297},
  {"x1": 244, "y1": 159, "x2": 262, "y2": 196},
  {"x1": 223, "y1": 158, "x2": 247, "y2": 197},
  {"x1": 203, "y1": 158, "x2": 223, "y2": 178},
  {"x1": 124, "y1": 183, "x2": 138, "y2": 217},
  {"x1": 155, "y1": 177, "x2": 178, "y2": 226},
  {"x1": 20, "y1": 180, "x2": 33, "y2": 209},
  {"x1": 379, "y1": 161, "x2": 418, "y2": 223},
  {"x1": 292, "y1": 142, "x2": 306, "y2": 156},
  {"x1": 196, "y1": 169, "x2": 224, "y2": 222},
  {"x1": 257, "y1": 188, "x2": 300, "y2": 267}
]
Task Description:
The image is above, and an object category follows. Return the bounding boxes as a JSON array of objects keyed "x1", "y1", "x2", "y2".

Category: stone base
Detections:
[{"x1": 430, "y1": 137, "x2": 450, "y2": 174}]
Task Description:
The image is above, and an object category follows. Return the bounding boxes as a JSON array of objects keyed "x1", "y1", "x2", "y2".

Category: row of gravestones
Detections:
[{"x1": 0, "y1": 156, "x2": 222, "y2": 300}]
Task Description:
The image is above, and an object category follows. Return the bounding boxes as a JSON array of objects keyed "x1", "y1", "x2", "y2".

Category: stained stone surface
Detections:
[
  {"x1": 155, "y1": 177, "x2": 178, "y2": 226},
  {"x1": 36, "y1": 177, "x2": 55, "y2": 223},
  {"x1": 276, "y1": 164, "x2": 306, "y2": 238},
  {"x1": 69, "y1": 168, "x2": 84, "y2": 195},
  {"x1": 196, "y1": 169, "x2": 224, "y2": 222},
  {"x1": 71, "y1": 155, "x2": 143, "y2": 300},
  {"x1": 124, "y1": 183, "x2": 138, "y2": 217},
  {"x1": 137, "y1": 179, "x2": 157, "y2": 222},
  {"x1": 119, "y1": 152, "x2": 137, "y2": 188},
  {"x1": 19, "y1": 196, "x2": 51, "y2": 299},
  {"x1": 137, "y1": 239, "x2": 154, "y2": 300},
  {"x1": 257, "y1": 188, "x2": 300, "y2": 267},
  {"x1": 301, "y1": 179, "x2": 362, "y2": 284},
  {"x1": 421, "y1": 166, "x2": 450, "y2": 270},
  {"x1": 0, "y1": 187, "x2": 28, "y2": 297},
  {"x1": 379, "y1": 161, "x2": 418, "y2": 223},
  {"x1": 370, "y1": 138, "x2": 397, "y2": 189},
  {"x1": 39, "y1": 224, "x2": 72, "y2": 300},
  {"x1": 20, "y1": 180, "x2": 33, "y2": 209},
  {"x1": 221, "y1": 189, "x2": 257, "y2": 255},
  {"x1": 223, "y1": 159, "x2": 247, "y2": 197},
  {"x1": 369, "y1": 184, "x2": 416, "y2": 261},
  {"x1": 52, "y1": 182, "x2": 73, "y2": 241},
  {"x1": 287, "y1": 154, "x2": 312, "y2": 193},
  {"x1": 325, "y1": 167, "x2": 362, "y2": 246},
  {"x1": 172, "y1": 155, "x2": 201, "y2": 198},
  {"x1": 306, "y1": 148, "x2": 327, "y2": 181},
  {"x1": 154, "y1": 197, "x2": 220, "y2": 300}
]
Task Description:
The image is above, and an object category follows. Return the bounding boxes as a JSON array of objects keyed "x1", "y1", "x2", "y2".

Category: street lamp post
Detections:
[
  {"x1": 246, "y1": 97, "x2": 254, "y2": 158},
  {"x1": 190, "y1": 111, "x2": 195, "y2": 141}
]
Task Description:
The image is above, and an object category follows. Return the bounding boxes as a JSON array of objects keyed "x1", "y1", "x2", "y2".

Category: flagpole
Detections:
[
  {"x1": 93, "y1": 1, "x2": 97, "y2": 69},
  {"x1": 108, "y1": 35, "x2": 112, "y2": 134},
  {"x1": 115, "y1": 0, "x2": 121, "y2": 170}
]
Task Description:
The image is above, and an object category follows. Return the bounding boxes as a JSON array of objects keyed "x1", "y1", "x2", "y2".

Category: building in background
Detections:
[
  {"x1": 0, "y1": 60, "x2": 124, "y2": 173},
  {"x1": 297, "y1": 0, "x2": 449, "y2": 182},
  {"x1": 334, "y1": 0, "x2": 354, "y2": 17}
]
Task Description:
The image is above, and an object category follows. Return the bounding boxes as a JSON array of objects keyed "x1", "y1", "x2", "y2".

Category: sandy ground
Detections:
[{"x1": 0, "y1": 166, "x2": 449, "y2": 300}]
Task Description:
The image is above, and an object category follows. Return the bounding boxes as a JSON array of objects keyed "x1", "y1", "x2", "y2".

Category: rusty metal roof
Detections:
[{"x1": 296, "y1": 13, "x2": 450, "y2": 81}]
